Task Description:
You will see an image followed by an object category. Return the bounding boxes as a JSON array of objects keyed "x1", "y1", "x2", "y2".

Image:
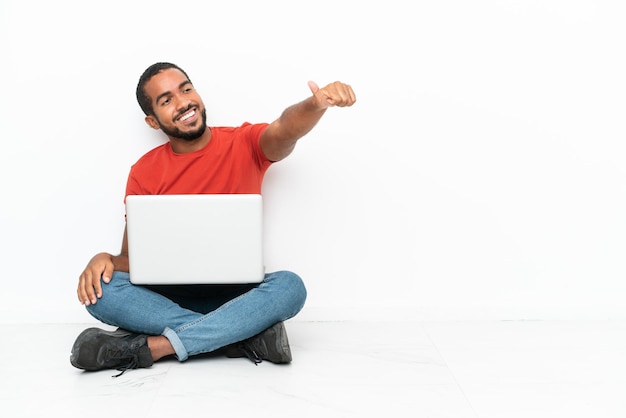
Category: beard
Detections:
[{"x1": 159, "y1": 107, "x2": 208, "y2": 141}]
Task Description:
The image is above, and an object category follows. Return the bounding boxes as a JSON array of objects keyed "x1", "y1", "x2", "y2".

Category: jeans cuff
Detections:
[{"x1": 163, "y1": 327, "x2": 188, "y2": 361}]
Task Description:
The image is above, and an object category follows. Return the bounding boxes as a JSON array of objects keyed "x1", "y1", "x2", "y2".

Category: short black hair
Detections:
[{"x1": 136, "y1": 62, "x2": 192, "y2": 116}]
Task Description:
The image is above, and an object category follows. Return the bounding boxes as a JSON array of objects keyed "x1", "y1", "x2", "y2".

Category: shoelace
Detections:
[
  {"x1": 103, "y1": 348, "x2": 141, "y2": 378},
  {"x1": 236, "y1": 343, "x2": 263, "y2": 365}
]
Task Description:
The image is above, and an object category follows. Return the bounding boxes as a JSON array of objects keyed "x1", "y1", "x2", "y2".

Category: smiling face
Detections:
[{"x1": 143, "y1": 68, "x2": 207, "y2": 142}]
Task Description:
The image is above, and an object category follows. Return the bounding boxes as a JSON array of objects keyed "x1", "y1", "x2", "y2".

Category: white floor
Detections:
[{"x1": 1, "y1": 320, "x2": 625, "y2": 417}]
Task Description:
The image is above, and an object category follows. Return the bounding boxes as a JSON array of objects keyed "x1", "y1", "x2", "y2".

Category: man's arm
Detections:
[
  {"x1": 260, "y1": 80, "x2": 356, "y2": 162},
  {"x1": 76, "y1": 226, "x2": 130, "y2": 306}
]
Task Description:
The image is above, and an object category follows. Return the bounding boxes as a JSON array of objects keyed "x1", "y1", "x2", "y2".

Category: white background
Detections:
[{"x1": 0, "y1": 0, "x2": 624, "y2": 323}]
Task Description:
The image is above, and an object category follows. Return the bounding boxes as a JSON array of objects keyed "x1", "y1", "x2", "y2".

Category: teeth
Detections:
[{"x1": 180, "y1": 110, "x2": 195, "y2": 121}]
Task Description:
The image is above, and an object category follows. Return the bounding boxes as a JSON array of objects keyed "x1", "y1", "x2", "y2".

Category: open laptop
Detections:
[{"x1": 125, "y1": 194, "x2": 265, "y2": 285}]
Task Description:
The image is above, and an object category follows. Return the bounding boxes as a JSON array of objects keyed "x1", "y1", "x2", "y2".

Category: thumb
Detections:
[
  {"x1": 308, "y1": 80, "x2": 332, "y2": 108},
  {"x1": 307, "y1": 80, "x2": 320, "y2": 95},
  {"x1": 102, "y1": 265, "x2": 114, "y2": 283}
]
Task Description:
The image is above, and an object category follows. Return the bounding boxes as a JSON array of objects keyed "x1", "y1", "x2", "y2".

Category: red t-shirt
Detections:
[{"x1": 125, "y1": 123, "x2": 271, "y2": 199}]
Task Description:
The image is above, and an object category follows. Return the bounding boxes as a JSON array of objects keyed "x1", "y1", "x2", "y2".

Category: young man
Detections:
[{"x1": 70, "y1": 62, "x2": 356, "y2": 375}]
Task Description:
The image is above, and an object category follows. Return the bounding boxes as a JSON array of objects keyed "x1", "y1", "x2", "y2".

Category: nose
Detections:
[{"x1": 174, "y1": 94, "x2": 191, "y2": 111}]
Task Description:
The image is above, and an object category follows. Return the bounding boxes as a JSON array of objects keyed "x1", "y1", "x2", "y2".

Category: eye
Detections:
[{"x1": 159, "y1": 97, "x2": 171, "y2": 106}]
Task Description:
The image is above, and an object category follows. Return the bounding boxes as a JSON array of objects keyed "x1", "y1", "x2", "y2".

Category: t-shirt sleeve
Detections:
[
  {"x1": 124, "y1": 166, "x2": 143, "y2": 201},
  {"x1": 240, "y1": 122, "x2": 272, "y2": 170}
]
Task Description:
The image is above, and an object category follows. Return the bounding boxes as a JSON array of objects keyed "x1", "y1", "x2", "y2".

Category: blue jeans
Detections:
[{"x1": 85, "y1": 270, "x2": 307, "y2": 361}]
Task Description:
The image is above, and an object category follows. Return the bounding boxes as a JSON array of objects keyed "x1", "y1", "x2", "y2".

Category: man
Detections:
[{"x1": 70, "y1": 62, "x2": 356, "y2": 375}]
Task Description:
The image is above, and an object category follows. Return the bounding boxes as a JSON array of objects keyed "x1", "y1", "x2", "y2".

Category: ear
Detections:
[{"x1": 145, "y1": 115, "x2": 160, "y2": 130}]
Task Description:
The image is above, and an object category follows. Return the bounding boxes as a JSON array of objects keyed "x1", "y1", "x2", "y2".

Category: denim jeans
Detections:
[{"x1": 85, "y1": 270, "x2": 307, "y2": 361}]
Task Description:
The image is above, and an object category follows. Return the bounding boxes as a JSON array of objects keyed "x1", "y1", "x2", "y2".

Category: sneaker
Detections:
[
  {"x1": 225, "y1": 322, "x2": 292, "y2": 365},
  {"x1": 70, "y1": 327, "x2": 153, "y2": 376}
]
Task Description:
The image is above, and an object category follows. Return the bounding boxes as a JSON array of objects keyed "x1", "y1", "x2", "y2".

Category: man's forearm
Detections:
[
  {"x1": 111, "y1": 254, "x2": 130, "y2": 273},
  {"x1": 276, "y1": 96, "x2": 327, "y2": 142}
]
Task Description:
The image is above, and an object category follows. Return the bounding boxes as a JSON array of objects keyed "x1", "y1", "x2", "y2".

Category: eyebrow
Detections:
[{"x1": 155, "y1": 80, "x2": 193, "y2": 105}]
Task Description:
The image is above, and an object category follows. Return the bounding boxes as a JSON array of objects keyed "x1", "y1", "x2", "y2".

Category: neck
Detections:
[{"x1": 168, "y1": 128, "x2": 212, "y2": 154}]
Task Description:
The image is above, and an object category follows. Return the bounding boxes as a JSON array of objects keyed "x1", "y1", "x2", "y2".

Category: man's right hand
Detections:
[{"x1": 77, "y1": 252, "x2": 114, "y2": 306}]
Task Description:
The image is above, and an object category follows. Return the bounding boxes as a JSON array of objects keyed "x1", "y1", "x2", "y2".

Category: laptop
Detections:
[{"x1": 125, "y1": 194, "x2": 265, "y2": 285}]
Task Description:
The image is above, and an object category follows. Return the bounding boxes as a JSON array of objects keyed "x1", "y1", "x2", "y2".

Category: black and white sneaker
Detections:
[
  {"x1": 225, "y1": 322, "x2": 292, "y2": 365},
  {"x1": 70, "y1": 327, "x2": 153, "y2": 376}
]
